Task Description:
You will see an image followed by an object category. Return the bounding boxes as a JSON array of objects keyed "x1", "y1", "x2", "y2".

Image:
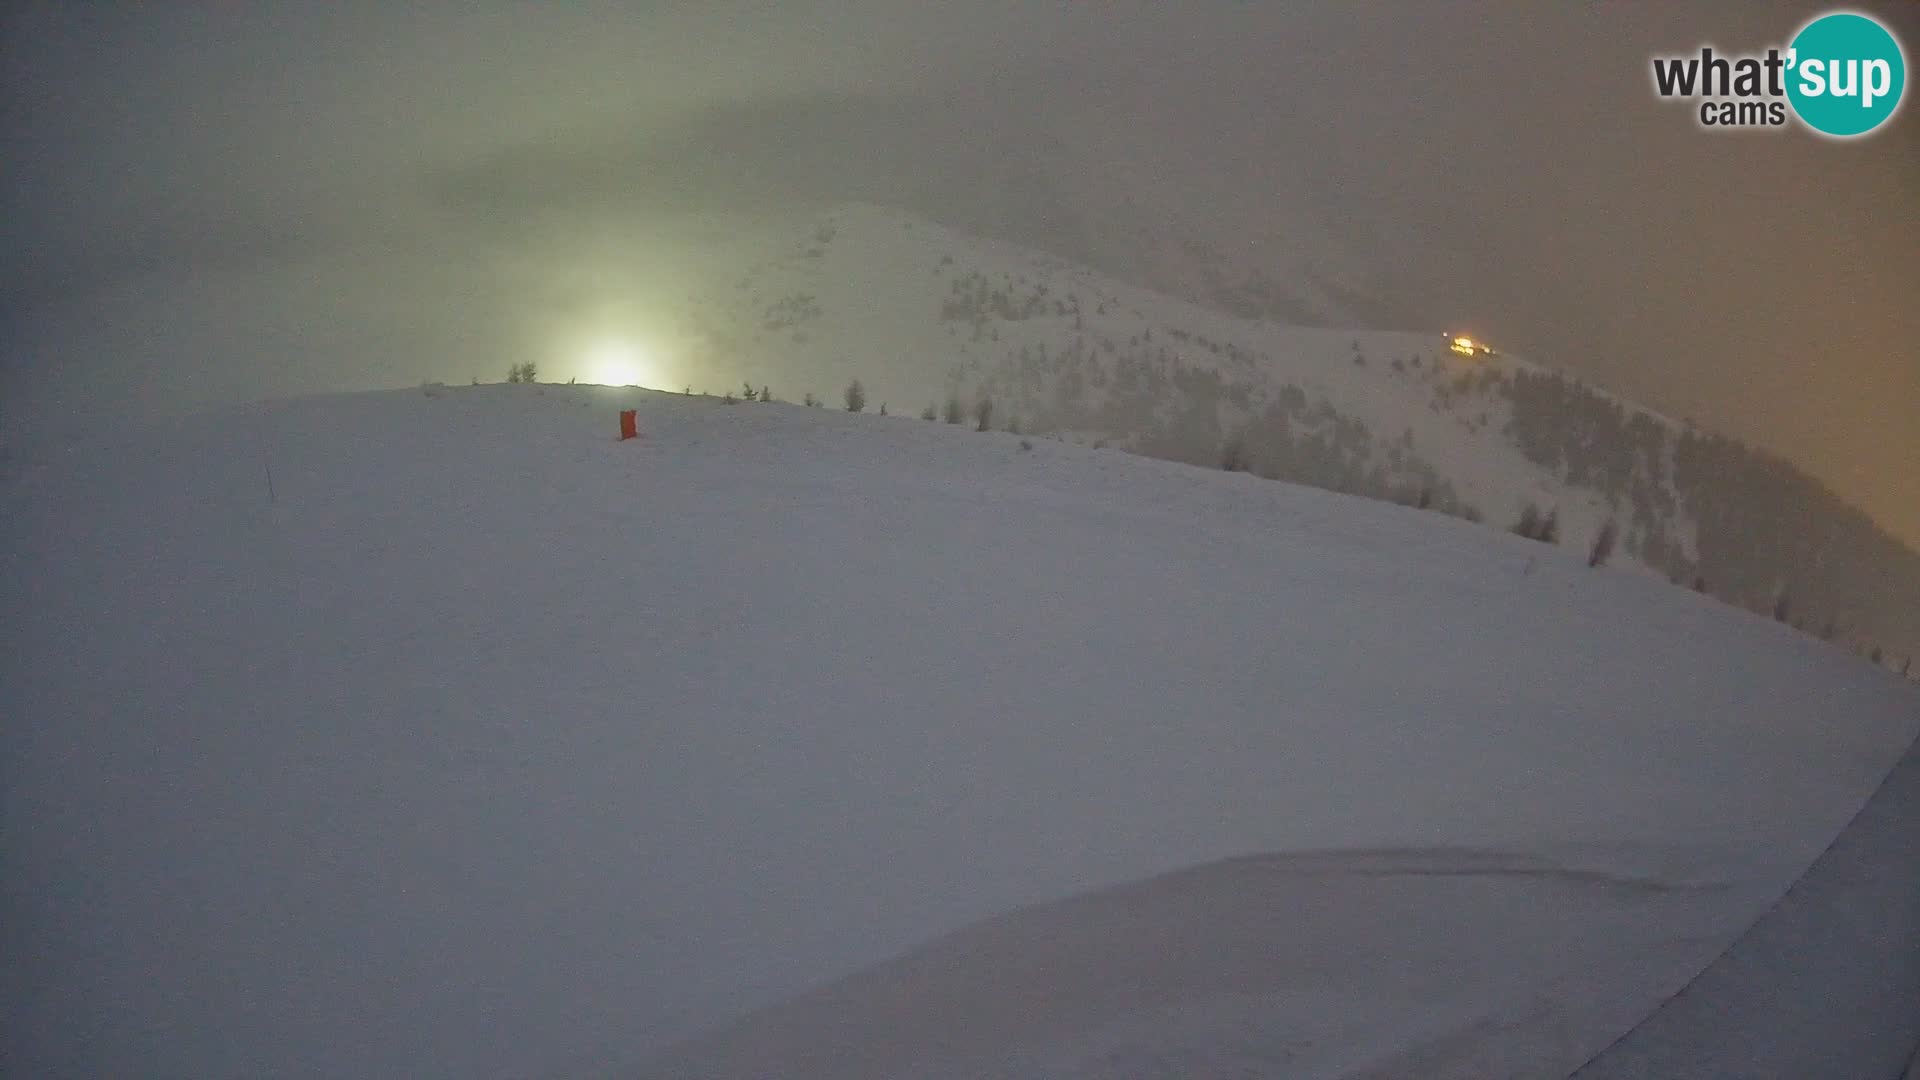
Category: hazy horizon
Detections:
[{"x1": 4, "y1": 1, "x2": 1916, "y2": 544}]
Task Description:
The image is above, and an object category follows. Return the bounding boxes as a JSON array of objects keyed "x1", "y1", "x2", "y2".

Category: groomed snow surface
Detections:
[{"x1": 3, "y1": 385, "x2": 1915, "y2": 1078}]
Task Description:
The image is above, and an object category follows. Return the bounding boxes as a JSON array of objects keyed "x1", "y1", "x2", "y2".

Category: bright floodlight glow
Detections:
[{"x1": 585, "y1": 340, "x2": 649, "y2": 387}]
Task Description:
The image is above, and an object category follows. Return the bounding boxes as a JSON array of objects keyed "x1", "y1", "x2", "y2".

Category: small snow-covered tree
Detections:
[
  {"x1": 742, "y1": 382, "x2": 757, "y2": 402},
  {"x1": 845, "y1": 379, "x2": 866, "y2": 413},
  {"x1": 761, "y1": 386, "x2": 772, "y2": 404},
  {"x1": 944, "y1": 396, "x2": 965, "y2": 425},
  {"x1": 1588, "y1": 520, "x2": 1618, "y2": 568},
  {"x1": 1514, "y1": 503, "x2": 1541, "y2": 540},
  {"x1": 974, "y1": 396, "x2": 994, "y2": 432},
  {"x1": 922, "y1": 402, "x2": 938, "y2": 421},
  {"x1": 1220, "y1": 435, "x2": 1249, "y2": 472}
]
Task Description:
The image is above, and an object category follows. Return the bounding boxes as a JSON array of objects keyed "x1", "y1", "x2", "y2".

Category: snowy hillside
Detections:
[
  {"x1": 674, "y1": 204, "x2": 1920, "y2": 662},
  {"x1": 684, "y1": 204, "x2": 1559, "y2": 528},
  {"x1": 4, "y1": 385, "x2": 1914, "y2": 1078}
]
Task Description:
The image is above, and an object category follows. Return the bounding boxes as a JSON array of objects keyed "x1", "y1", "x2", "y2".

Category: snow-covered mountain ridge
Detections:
[{"x1": 675, "y1": 204, "x2": 1920, "y2": 663}]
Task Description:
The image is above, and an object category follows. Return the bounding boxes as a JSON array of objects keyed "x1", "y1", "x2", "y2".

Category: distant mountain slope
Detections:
[{"x1": 679, "y1": 204, "x2": 1920, "y2": 662}]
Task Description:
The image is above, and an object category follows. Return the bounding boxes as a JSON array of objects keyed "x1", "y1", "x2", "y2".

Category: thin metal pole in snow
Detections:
[{"x1": 263, "y1": 456, "x2": 276, "y2": 504}]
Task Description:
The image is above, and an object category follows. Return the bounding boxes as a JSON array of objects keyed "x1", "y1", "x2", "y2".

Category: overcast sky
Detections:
[{"x1": 3, "y1": 1, "x2": 1916, "y2": 543}]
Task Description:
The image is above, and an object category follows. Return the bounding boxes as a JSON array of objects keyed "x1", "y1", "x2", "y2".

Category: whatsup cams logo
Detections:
[{"x1": 1651, "y1": 9, "x2": 1907, "y2": 137}]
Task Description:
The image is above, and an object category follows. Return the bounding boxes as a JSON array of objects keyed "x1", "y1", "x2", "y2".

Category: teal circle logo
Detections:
[{"x1": 1786, "y1": 12, "x2": 1906, "y2": 137}]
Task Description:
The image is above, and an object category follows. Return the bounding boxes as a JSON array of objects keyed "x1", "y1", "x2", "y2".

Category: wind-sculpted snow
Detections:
[
  {"x1": 1572, "y1": 730, "x2": 1920, "y2": 1079},
  {"x1": 3, "y1": 385, "x2": 1915, "y2": 1078},
  {"x1": 638, "y1": 848, "x2": 1758, "y2": 1079}
]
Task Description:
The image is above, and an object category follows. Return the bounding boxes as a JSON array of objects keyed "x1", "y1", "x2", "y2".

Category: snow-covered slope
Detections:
[
  {"x1": 675, "y1": 204, "x2": 1920, "y2": 661},
  {"x1": 3, "y1": 385, "x2": 1915, "y2": 1079},
  {"x1": 684, "y1": 205, "x2": 1628, "y2": 538},
  {"x1": 643, "y1": 849, "x2": 1754, "y2": 1079}
]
